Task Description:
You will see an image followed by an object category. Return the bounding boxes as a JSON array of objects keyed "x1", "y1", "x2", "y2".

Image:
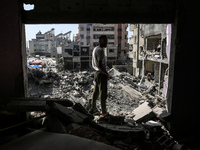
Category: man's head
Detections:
[{"x1": 99, "y1": 35, "x2": 108, "y2": 48}]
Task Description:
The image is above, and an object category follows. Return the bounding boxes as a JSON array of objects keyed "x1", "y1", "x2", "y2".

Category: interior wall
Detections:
[
  {"x1": 0, "y1": 0, "x2": 25, "y2": 97},
  {"x1": 169, "y1": 0, "x2": 200, "y2": 142}
]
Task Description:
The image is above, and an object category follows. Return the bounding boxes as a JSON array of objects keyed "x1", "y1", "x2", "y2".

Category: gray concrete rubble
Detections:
[{"x1": 25, "y1": 68, "x2": 180, "y2": 149}]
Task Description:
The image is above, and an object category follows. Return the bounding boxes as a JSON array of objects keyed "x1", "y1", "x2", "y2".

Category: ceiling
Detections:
[{"x1": 22, "y1": 0, "x2": 176, "y2": 24}]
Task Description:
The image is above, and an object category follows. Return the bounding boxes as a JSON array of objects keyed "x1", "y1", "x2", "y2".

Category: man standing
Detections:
[{"x1": 91, "y1": 35, "x2": 110, "y2": 117}]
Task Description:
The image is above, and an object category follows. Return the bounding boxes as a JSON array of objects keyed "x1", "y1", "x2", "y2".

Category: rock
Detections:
[
  {"x1": 44, "y1": 95, "x2": 50, "y2": 99},
  {"x1": 63, "y1": 88, "x2": 69, "y2": 93},
  {"x1": 132, "y1": 102, "x2": 155, "y2": 123},
  {"x1": 73, "y1": 90, "x2": 80, "y2": 97},
  {"x1": 53, "y1": 80, "x2": 58, "y2": 85},
  {"x1": 152, "y1": 106, "x2": 170, "y2": 121}
]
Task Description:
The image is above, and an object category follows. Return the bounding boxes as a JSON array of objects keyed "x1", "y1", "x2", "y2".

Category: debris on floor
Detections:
[{"x1": 21, "y1": 68, "x2": 182, "y2": 149}]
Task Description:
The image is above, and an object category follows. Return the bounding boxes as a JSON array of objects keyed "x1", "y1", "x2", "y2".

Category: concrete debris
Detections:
[
  {"x1": 26, "y1": 68, "x2": 182, "y2": 149},
  {"x1": 132, "y1": 102, "x2": 156, "y2": 123},
  {"x1": 52, "y1": 103, "x2": 89, "y2": 124}
]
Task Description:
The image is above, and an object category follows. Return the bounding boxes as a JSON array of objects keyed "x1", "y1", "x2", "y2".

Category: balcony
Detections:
[
  {"x1": 139, "y1": 50, "x2": 168, "y2": 64},
  {"x1": 93, "y1": 30, "x2": 114, "y2": 35},
  {"x1": 93, "y1": 38, "x2": 114, "y2": 43}
]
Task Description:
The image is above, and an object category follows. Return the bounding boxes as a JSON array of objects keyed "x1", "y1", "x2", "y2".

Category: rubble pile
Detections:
[
  {"x1": 26, "y1": 68, "x2": 182, "y2": 149},
  {"x1": 28, "y1": 68, "x2": 167, "y2": 118}
]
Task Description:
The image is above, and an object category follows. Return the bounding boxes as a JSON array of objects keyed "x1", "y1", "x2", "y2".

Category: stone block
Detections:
[{"x1": 132, "y1": 102, "x2": 155, "y2": 123}]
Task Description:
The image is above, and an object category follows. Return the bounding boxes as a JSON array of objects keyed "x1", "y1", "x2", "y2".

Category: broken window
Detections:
[
  {"x1": 109, "y1": 49, "x2": 114, "y2": 53},
  {"x1": 23, "y1": 23, "x2": 173, "y2": 150}
]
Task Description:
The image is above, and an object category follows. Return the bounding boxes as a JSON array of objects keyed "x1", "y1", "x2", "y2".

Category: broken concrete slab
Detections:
[
  {"x1": 132, "y1": 101, "x2": 156, "y2": 123},
  {"x1": 52, "y1": 103, "x2": 88, "y2": 124},
  {"x1": 119, "y1": 83, "x2": 142, "y2": 100}
]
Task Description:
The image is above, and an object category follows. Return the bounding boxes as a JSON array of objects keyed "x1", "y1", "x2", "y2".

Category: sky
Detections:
[{"x1": 25, "y1": 24, "x2": 79, "y2": 42}]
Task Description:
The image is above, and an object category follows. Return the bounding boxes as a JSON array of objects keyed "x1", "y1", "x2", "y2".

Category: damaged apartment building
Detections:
[
  {"x1": 77, "y1": 24, "x2": 128, "y2": 68},
  {"x1": 129, "y1": 24, "x2": 169, "y2": 96},
  {"x1": 29, "y1": 28, "x2": 72, "y2": 58},
  {"x1": 1, "y1": 0, "x2": 200, "y2": 149}
]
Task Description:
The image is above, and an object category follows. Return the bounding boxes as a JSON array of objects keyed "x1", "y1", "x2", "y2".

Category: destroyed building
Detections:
[
  {"x1": 129, "y1": 24, "x2": 169, "y2": 97},
  {"x1": 29, "y1": 28, "x2": 72, "y2": 58},
  {"x1": 0, "y1": 0, "x2": 200, "y2": 150}
]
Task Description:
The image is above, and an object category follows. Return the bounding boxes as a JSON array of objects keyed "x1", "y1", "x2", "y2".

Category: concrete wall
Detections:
[
  {"x1": 168, "y1": 1, "x2": 200, "y2": 142},
  {"x1": 142, "y1": 24, "x2": 167, "y2": 38},
  {"x1": 0, "y1": 0, "x2": 25, "y2": 97}
]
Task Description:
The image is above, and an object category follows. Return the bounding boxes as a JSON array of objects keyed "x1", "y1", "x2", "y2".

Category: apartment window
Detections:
[
  {"x1": 81, "y1": 47, "x2": 89, "y2": 56},
  {"x1": 93, "y1": 43, "x2": 98, "y2": 47},
  {"x1": 109, "y1": 49, "x2": 114, "y2": 53},
  {"x1": 80, "y1": 27, "x2": 84, "y2": 31},
  {"x1": 107, "y1": 35, "x2": 114, "y2": 39},
  {"x1": 80, "y1": 34, "x2": 84, "y2": 39},
  {"x1": 86, "y1": 28, "x2": 90, "y2": 31},
  {"x1": 82, "y1": 48, "x2": 87, "y2": 52},
  {"x1": 65, "y1": 49, "x2": 72, "y2": 55}
]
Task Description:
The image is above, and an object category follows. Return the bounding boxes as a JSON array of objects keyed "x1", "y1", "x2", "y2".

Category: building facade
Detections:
[
  {"x1": 129, "y1": 24, "x2": 144, "y2": 77},
  {"x1": 140, "y1": 24, "x2": 168, "y2": 84},
  {"x1": 78, "y1": 24, "x2": 128, "y2": 63},
  {"x1": 129, "y1": 24, "x2": 169, "y2": 94},
  {"x1": 29, "y1": 28, "x2": 57, "y2": 57}
]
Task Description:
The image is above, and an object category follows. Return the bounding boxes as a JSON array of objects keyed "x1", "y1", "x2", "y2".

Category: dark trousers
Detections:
[{"x1": 92, "y1": 72, "x2": 107, "y2": 114}]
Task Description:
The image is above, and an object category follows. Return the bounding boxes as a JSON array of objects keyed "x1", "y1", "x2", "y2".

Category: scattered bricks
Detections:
[{"x1": 132, "y1": 102, "x2": 155, "y2": 123}]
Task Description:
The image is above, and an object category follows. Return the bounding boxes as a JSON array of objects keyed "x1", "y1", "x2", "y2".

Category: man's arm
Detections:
[{"x1": 98, "y1": 60, "x2": 110, "y2": 80}]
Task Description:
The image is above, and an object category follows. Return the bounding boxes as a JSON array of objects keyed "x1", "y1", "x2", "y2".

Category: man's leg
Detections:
[
  {"x1": 99, "y1": 74, "x2": 107, "y2": 114},
  {"x1": 91, "y1": 72, "x2": 99, "y2": 111}
]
